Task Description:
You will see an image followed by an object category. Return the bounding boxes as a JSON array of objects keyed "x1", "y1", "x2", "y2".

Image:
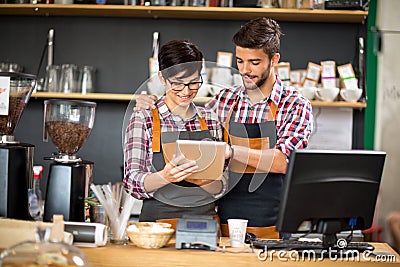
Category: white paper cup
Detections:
[{"x1": 227, "y1": 219, "x2": 248, "y2": 248}]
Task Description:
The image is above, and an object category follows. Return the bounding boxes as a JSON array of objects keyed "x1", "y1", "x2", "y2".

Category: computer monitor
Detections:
[{"x1": 276, "y1": 149, "x2": 386, "y2": 248}]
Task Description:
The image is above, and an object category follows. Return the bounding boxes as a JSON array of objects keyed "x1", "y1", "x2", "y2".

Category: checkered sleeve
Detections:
[
  {"x1": 276, "y1": 95, "x2": 314, "y2": 159},
  {"x1": 123, "y1": 110, "x2": 154, "y2": 200}
]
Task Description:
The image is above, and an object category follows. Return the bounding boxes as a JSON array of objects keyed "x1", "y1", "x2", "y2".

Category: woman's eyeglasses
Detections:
[{"x1": 166, "y1": 76, "x2": 203, "y2": 92}]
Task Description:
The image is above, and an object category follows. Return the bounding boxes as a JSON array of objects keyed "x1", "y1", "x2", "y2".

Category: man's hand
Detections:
[{"x1": 134, "y1": 94, "x2": 157, "y2": 111}]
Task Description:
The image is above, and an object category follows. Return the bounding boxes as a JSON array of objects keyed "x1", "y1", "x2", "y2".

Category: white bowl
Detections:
[
  {"x1": 299, "y1": 87, "x2": 316, "y2": 100},
  {"x1": 315, "y1": 87, "x2": 339, "y2": 102},
  {"x1": 340, "y1": 88, "x2": 363, "y2": 102}
]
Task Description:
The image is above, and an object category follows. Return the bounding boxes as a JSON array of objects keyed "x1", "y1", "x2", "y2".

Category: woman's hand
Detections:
[
  {"x1": 159, "y1": 154, "x2": 198, "y2": 183},
  {"x1": 133, "y1": 94, "x2": 157, "y2": 111}
]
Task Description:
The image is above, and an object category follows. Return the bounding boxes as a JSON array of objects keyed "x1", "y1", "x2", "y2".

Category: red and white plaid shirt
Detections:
[
  {"x1": 206, "y1": 77, "x2": 314, "y2": 158},
  {"x1": 124, "y1": 96, "x2": 224, "y2": 200}
]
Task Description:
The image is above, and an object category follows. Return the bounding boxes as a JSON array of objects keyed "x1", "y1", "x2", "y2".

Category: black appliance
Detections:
[
  {"x1": 43, "y1": 99, "x2": 96, "y2": 222},
  {"x1": 0, "y1": 72, "x2": 36, "y2": 220}
]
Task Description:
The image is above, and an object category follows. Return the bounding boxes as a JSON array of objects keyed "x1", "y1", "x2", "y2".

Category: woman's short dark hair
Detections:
[
  {"x1": 232, "y1": 17, "x2": 282, "y2": 59},
  {"x1": 158, "y1": 40, "x2": 203, "y2": 79}
]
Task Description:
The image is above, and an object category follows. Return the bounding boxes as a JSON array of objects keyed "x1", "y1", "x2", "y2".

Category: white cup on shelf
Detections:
[
  {"x1": 315, "y1": 87, "x2": 339, "y2": 102},
  {"x1": 299, "y1": 86, "x2": 316, "y2": 100},
  {"x1": 340, "y1": 88, "x2": 363, "y2": 103}
]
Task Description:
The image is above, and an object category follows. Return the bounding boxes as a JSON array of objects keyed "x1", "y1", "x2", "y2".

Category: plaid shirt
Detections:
[
  {"x1": 124, "y1": 96, "x2": 224, "y2": 200},
  {"x1": 206, "y1": 77, "x2": 314, "y2": 158}
]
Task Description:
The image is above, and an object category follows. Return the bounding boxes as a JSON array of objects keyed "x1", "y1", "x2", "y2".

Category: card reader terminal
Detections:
[{"x1": 175, "y1": 215, "x2": 218, "y2": 250}]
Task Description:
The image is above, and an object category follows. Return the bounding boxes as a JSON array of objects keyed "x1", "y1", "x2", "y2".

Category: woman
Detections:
[{"x1": 124, "y1": 40, "x2": 228, "y2": 222}]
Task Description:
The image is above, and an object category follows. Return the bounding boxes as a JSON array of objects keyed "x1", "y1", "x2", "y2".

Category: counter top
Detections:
[{"x1": 80, "y1": 241, "x2": 399, "y2": 267}]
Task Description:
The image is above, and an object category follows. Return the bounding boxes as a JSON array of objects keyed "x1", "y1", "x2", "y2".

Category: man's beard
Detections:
[
  {"x1": 243, "y1": 64, "x2": 271, "y2": 91},
  {"x1": 244, "y1": 73, "x2": 268, "y2": 91}
]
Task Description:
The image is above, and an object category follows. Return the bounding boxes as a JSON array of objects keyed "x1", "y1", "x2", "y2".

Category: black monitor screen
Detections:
[{"x1": 276, "y1": 149, "x2": 386, "y2": 245}]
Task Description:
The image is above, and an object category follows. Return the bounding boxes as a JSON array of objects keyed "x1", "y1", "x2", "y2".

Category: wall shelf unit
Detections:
[
  {"x1": 1, "y1": 4, "x2": 368, "y2": 181},
  {"x1": 31, "y1": 92, "x2": 367, "y2": 108},
  {"x1": 0, "y1": 4, "x2": 368, "y2": 23},
  {"x1": 3, "y1": 4, "x2": 368, "y2": 109}
]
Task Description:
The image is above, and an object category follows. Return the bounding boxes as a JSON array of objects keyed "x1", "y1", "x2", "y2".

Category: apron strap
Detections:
[
  {"x1": 198, "y1": 116, "x2": 208, "y2": 131},
  {"x1": 152, "y1": 108, "x2": 161, "y2": 153},
  {"x1": 267, "y1": 101, "x2": 278, "y2": 121},
  {"x1": 152, "y1": 107, "x2": 210, "y2": 153},
  {"x1": 224, "y1": 98, "x2": 239, "y2": 143}
]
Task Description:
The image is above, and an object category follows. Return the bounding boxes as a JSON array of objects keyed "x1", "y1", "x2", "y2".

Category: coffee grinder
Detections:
[
  {"x1": 0, "y1": 72, "x2": 36, "y2": 220},
  {"x1": 43, "y1": 99, "x2": 96, "y2": 222}
]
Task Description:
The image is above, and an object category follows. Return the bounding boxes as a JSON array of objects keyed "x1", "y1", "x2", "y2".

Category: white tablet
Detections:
[{"x1": 175, "y1": 140, "x2": 226, "y2": 180}]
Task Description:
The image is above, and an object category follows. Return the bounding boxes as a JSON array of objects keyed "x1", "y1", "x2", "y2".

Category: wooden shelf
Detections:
[
  {"x1": 0, "y1": 4, "x2": 368, "y2": 23},
  {"x1": 310, "y1": 100, "x2": 366, "y2": 108},
  {"x1": 31, "y1": 92, "x2": 367, "y2": 108},
  {"x1": 31, "y1": 92, "x2": 135, "y2": 101}
]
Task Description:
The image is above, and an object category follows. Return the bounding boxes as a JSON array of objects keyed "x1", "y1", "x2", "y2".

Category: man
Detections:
[{"x1": 136, "y1": 17, "x2": 313, "y2": 230}]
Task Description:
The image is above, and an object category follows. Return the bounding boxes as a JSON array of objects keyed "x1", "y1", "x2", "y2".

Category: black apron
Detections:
[
  {"x1": 217, "y1": 98, "x2": 283, "y2": 227},
  {"x1": 139, "y1": 108, "x2": 217, "y2": 222}
]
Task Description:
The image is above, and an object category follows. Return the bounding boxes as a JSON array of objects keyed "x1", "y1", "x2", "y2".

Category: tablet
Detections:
[{"x1": 175, "y1": 140, "x2": 226, "y2": 180}]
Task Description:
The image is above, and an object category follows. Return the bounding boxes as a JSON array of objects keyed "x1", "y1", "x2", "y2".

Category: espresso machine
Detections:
[
  {"x1": 0, "y1": 72, "x2": 36, "y2": 220},
  {"x1": 43, "y1": 99, "x2": 96, "y2": 222}
]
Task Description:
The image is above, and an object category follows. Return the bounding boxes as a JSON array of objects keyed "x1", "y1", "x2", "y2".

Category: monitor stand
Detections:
[
  {"x1": 317, "y1": 220, "x2": 342, "y2": 248},
  {"x1": 316, "y1": 220, "x2": 374, "y2": 256}
]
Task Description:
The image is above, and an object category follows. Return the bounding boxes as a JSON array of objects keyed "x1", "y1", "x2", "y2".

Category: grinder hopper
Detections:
[
  {"x1": 0, "y1": 72, "x2": 36, "y2": 143},
  {"x1": 43, "y1": 99, "x2": 96, "y2": 162},
  {"x1": 0, "y1": 72, "x2": 36, "y2": 220}
]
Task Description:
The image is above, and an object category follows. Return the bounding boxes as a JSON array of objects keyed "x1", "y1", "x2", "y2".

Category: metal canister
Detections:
[{"x1": 89, "y1": 205, "x2": 108, "y2": 225}]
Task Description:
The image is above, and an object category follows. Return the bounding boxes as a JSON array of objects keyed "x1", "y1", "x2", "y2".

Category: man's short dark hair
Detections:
[{"x1": 232, "y1": 17, "x2": 282, "y2": 59}]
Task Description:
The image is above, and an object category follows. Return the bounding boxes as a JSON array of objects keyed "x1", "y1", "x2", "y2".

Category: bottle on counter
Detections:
[{"x1": 28, "y1": 165, "x2": 44, "y2": 221}]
